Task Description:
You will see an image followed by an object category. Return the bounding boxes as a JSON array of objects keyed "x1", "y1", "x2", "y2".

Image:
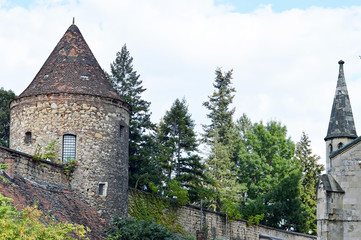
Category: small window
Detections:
[
  {"x1": 120, "y1": 125, "x2": 124, "y2": 138},
  {"x1": 25, "y1": 132, "x2": 32, "y2": 145},
  {"x1": 338, "y1": 142, "x2": 343, "y2": 149},
  {"x1": 329, "y1": 144, "x2": 333, "y2": 153},
  {"x1": 63, "y1": 134, "x2": 76, "y2": 162},
  {"x1": 98, "y1": 182, "x2": 108, "y2": 196}
]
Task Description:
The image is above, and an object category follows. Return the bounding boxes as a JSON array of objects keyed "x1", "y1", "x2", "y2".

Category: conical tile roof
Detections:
[
  {"x1": 325, "y1": 60, "x2": 357, "y2": 140},
  {"x1": 19, "y1": 24, "x2": 121, "y2": 101}
]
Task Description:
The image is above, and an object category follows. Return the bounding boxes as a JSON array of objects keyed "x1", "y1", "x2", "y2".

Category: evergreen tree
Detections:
[
  {"x1": 202, "y1": 68, "x2": 244, "y2": 213},
  {"x1": 0, "y1": 88, "x2": 16, "y2": 147},
  {"x1": 202, "y1": 68, "x2": 236, "y2": 144},
  {"x1": 294, "y1": 132, "x2": 324, "y2": 235},
  {"x1": 107, "y1": 45, "x2": 159, "y2": 189},
  {"x1": 157, "y1": 98, "x2": 206, "y2": 202}
]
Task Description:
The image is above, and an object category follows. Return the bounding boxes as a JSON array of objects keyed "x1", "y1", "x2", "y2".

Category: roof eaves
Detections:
[{"x1": 329, "y1": 135, "x2": 361, "y2": 158}]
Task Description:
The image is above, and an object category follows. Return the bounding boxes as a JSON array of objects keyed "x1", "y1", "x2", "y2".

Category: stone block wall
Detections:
[
  {"x1": 10, "y1": 93, "x2": 130, "y2": 219},
  {"x1": 128, "y1": 192, "x2": 316, "y2": 240},
  {"x1": 0, "y1": 146, "x2": 68, "y2": 186},
  {"x1": 177, "y1": 205, "x2": 316, "y2": 240}
]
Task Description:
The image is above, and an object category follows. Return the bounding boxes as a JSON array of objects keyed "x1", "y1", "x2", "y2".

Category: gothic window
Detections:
[
  {"x1": 62, "y1": 134, "x2": 76, "y2": 162},
  {"x1": 24, "y1": 132, "x2": 32, "y2": 145},
  {"x1": 98, "y1": 182, "x2": 108, "y2": 196},
  {"x1": 338, "y1": 142, "x2": 343, "y2": 149}
]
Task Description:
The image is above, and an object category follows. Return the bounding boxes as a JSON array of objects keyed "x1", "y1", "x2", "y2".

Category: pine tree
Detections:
[
  {"x1": 157, "y1": 98, "x2": 205, "y2": 202},
  {"x1": 202, "y1": 68, "x2": 236, "y2": 144},
  {"x1": 107, "y1": 45, "x2": 159, "y2": 189},
  {"x1": 294, "y1": 132, "x2": 324, "y2": 235},
  {"x1": 0, "y1": 88, "x2": 16, "y2": 147},
  {"x1": 202, "y1": 68, "x2": 244, "y2": 213}
]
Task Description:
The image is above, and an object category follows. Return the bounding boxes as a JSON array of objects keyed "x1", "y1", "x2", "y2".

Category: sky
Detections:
[{"x1": 2, "y1": 0, "x2": 361, "y2": 167}]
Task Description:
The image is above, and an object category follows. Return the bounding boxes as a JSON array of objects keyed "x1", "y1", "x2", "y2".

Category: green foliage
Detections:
[
  {"x1": 156, "y1": 98, "x2": 206, "y2": 202},
  {"x1": 128, "y1": 190, "x2": 183, "y2": 234},
  {"x1": 165, "y1": 180, "x2": 189, "y2": 206},
  {"x1": 202, "y1": 69, "x2": 245, "y2": 214},
  {"x1": 246, "y1": 214, "x2": 264, "y2": 226},
  {"x1": 107, "y1": 44, "x2": 159, "y2": 190},
  {"x1": 0, "y1": 88, "x2": 16, "y2": 147},
  {"x1": 106, "y1": 216, "x2": 180, "y2": 240},
  {"x1": 202, "y1": 68, "x2": 236, "y2": 144},
  {"x1": 294, "y1": 132, "x2": 324, "y2": 235},
  {"x1": 63, "y1": 158, "x2": 79, "y2": 174},
  {"x1": 0, "y1": 194, "x2": 87, "y2": 239},
  {"x1": 0, "y1": 164, "x2": 8, "y2": 183},
  {"x1": 33, "y1": 140, "x2": 59, "y2": 162},
  {"x1": 235, "y1": 115, "x2": 307, "y2": 231}
]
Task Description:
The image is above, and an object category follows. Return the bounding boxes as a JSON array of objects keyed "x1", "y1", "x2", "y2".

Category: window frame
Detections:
[{"x1": 62, "y1": 134, "x2": 76, "y2": 163}]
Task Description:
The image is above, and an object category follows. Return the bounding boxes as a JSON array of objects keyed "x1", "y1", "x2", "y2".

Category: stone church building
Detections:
[{"x1": 317, "y1": 60, "x2": 361, "y2": 239}]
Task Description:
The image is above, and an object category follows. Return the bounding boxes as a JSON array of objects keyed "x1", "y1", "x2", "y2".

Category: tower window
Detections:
[
  {"x1": 338, "y1": 142, "x2": 343, "y2": 149},
  {"x1": 120, "y1": 125, "x2": 124, "y2": 138},
  {"x1": 25, "y1": 132, "x2": 32, "y2": 145},
  {"x1": 98, "y1": 182, "x2": 108, "y2": 196},
  {"x1": 329, "y1": 144, "x2": 333, "y2": 153},
  {"x1": 63, "y1": 134, "x2": 76, "y2": 162}
]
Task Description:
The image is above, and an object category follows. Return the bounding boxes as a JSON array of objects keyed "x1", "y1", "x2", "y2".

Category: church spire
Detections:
[{"x1": 325, "y1": 60, "x2": 357, "y2": 141}]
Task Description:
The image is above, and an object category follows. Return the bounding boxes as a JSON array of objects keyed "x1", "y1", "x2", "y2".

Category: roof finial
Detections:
[{"x1": 72, "y1": 17, "x2": 75, "y2": 25}]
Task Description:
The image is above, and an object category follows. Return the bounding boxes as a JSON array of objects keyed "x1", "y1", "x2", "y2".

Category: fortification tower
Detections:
[
  {"x1": 324, "y1": 60, "x2": 357, "y2": 171},
  {"x1": 9, "y1": 23, "x2": 130, "y2": 219}
]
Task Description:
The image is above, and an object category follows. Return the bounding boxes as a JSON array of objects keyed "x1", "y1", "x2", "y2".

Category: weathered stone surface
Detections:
[{"x1": 9, "y1": 93, "x2": 130, "y2": 220}]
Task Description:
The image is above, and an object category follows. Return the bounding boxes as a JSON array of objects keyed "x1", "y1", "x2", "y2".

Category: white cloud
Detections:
[{"x1": 2, "y1": 0, "x2": 361, "y2": 167}]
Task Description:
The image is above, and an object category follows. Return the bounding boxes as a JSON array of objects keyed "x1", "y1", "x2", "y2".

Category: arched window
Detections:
[
  {"x1": 63, "y1": 134, "x2": 76, "y2": 162},
  {"x1": 338, "y1": 142, "x2": 343, "y2": 149}
]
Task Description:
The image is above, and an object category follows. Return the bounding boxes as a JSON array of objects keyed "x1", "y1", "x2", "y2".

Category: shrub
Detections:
[{"x1": 106, "y1": 216, "x2": 180, "y2": 240}]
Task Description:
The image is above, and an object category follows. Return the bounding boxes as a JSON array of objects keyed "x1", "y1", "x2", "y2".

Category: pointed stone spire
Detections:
[
  {"x1": 18, "y1": 24, "x2": 121, "y2": 101},
  {"x1": 325, "y1": 60, "x2": 357, "y2": 140}
]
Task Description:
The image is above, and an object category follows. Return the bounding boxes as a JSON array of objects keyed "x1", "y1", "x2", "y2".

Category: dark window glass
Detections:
[
  {"x1": 25, "y1": 132, "x2": 32, "y2": 145},
  {"x1": 338, "y1": 142, "x2": 343, "y2": 149},
  {"x1": 63, "y1": 134, "x2": 76, "y2": 162},
  {"x1": 98, "y1": 183, "x2": 105, "y2": 196}
]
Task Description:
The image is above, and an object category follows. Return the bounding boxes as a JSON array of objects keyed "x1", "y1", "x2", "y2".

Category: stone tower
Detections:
[
  {"x1": 318, "y1": 60, "x2": 361, "y2": 240},
  {"x1": 324, "y1": 60, "x2": 357, "y2": 171},
  {"x1": 9, "y1": 23, "x2": 130, "y2": 219}
]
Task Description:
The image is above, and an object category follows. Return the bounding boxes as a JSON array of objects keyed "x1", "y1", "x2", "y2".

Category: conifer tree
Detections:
[
  {"x1": 107, "y1": 45, "x2": 159, "y2": 189},
  {"x1": 202, "y1": 68, "x2": 244, "y2": 213},
  {"x1": 0, "y1": 88, "x2": 16, "y2": 147},
  {"x1": 294, "y1": 132, "x2": 324, "y2": 235},
  {"x1": 202, "y1": 68, "x2": 236, "y2": 144},
  {"x1": 157, "y1": 98, "x2": 206, "y2": 202}
]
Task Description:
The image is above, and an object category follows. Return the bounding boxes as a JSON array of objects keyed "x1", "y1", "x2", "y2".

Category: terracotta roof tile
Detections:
[
  {"x1": 0, "y1": 174, "x2": 106, "y2": 239},
  {"x1": 19, "y1": 24, "x2": 121, "y2": 101}
]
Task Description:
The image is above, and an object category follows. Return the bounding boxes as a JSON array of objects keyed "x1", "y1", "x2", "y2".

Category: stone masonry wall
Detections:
[
  {"x1": 177, "y1": 205, "x2": 316, "y2": 240},
  {"x1": 128, "y1": 192, "x2": 316, "y2": 240},
  {"x1": 10, "y1": 93, "x2": 130, "y2": 220},
  {"x1": 318, "y1": 140, "x2": 361, "y2": 240},
  {"x1": 0, "y1": 146, "x2": 68, "y2": 186}
]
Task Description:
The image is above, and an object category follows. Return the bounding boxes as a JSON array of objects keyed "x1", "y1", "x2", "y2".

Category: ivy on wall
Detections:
[{"x1": 128, "y1": 190, "x2": 184, "y2": 234}]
